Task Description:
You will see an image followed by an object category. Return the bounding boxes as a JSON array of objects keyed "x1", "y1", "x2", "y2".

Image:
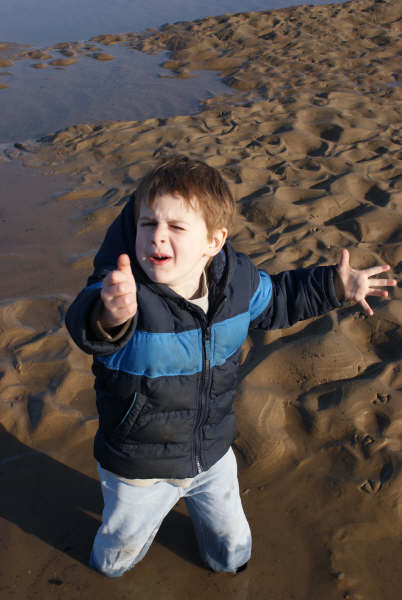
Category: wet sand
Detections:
[{"x1": 1, "y1": 1, "x2": 401, "y2": 598}]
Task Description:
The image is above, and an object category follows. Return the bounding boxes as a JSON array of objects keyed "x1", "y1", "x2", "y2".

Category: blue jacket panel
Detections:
[{"x1": 65, "y1": 196, "x2": 342, "y2": 478}]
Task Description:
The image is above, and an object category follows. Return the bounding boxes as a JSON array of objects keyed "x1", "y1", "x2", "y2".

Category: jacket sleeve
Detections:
[
  {"x1": 65, "y1": 195, "x2": 138, "y2": 355},
  {"x1": 249, "y1": 264, "x2": 344, "y2": 331}
]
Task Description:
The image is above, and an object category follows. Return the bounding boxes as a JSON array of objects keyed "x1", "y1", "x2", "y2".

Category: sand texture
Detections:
[{"x1": 1, "y1": 0, "x2": 401, "y2": 598}]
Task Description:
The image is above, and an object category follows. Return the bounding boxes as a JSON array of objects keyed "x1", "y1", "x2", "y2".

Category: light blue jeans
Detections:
[{"x1": 90, "y1": 448, "x2": 251, "y2": 577}]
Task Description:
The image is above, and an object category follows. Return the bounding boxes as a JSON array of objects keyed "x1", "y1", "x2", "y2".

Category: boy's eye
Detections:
[{"x1": 171, "y1": 225, "x2": 185, "y2": 231}]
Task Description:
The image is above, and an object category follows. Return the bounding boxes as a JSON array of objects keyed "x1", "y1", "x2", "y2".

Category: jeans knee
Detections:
[
  {"x1": 202, "y1": 536, "x2": 252, "y2": 574},
  {"x1": 89, "y1": 548, "x2": 138, "y2": 578}
]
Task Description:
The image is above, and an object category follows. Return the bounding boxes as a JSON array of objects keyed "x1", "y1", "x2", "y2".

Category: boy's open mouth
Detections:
[{"x1": 149, "y1": 254, "x2": 171, "y2": 265}]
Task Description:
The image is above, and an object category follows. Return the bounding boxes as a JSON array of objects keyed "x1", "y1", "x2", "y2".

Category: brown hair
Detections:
[{"x1": 134, "y1": 155, "x2": 236, "y2": 238}]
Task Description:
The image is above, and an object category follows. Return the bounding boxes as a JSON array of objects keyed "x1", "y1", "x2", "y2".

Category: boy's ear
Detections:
[{"x1": 206, "y1": 228, "x2": 228, "y2": 257}]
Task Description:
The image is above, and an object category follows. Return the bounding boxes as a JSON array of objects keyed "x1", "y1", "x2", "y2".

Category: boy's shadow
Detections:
[{"x1": 0, "y1": 425, "x2": 201, "y2": 569}]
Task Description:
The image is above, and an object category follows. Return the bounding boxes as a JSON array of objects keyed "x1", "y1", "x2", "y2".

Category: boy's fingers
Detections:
[
  {"x1": 100, "y1": 261, "x2": 137, "y2": 327},
  {"x1": 360, "y1": 298, "x2": 373, "y2": 316},
  {"x1": 365, "y1": 264, "x2": 391, "y2": 277},
  {"x1": 104, "y1": 269, "x2": 128, "y2": 286},
  {"x1": 338, "y1": 248, "x2": 350, "y2": 270},
  {"x1": 102, "y1": 288, "x2": 136, "y2": 307},
  {"x1": 101, "y1": 291, "x2": 137, "y2": 324},
  {"x1": 368, "y1": 278, "x2": 397, "y2": 288},
  {"x1": 117, "y1": 254, "x2": 133, "y2": 275},
  {"x1": 105, "y1": 294, "x2": 137, "y2": 312},
  {"x1": 103, "y1": 259, "x2": 137, "y2": 291},
  {"x1": 104, "y1": 281, "x2": 131, "y2": 297}
]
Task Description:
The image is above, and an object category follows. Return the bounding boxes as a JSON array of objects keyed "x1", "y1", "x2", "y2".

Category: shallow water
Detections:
[
  {"x1": 0, "y1": 0, "x2": 343, "y2": 143},
  {"x1": 0, "y1": 46, "x2": 233, "y2": 143}
]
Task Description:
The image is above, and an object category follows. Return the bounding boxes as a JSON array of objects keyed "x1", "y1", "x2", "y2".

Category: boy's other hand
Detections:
[
  {"x1": 100, "y1": 254, "x2": 137, "y2": 330},
  {"x1": 337, "y1": 248, "x2": 397, "y2": 316}
]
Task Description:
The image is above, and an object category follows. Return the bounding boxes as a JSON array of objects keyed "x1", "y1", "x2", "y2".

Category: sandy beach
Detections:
[{"x1": 1, "y1": 0, "x2": 401, "y2": 597}]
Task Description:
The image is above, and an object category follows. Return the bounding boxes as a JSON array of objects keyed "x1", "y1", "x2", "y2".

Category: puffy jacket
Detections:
[{"x1": 65, "y1": 196, "x2": 343, "y2": 479}]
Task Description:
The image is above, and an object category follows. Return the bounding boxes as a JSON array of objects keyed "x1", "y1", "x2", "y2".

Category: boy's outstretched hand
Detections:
[
  {"x1": 337, "y1": 249, "x2": 397, "y2": 316},
  {"x1": 100, "y1": 254, "x2": 137, "y2": 330}
]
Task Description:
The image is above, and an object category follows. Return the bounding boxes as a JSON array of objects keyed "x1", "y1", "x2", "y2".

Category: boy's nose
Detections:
[{"x1": 152, "y1": 224, "x2": 166, "y2": 244}]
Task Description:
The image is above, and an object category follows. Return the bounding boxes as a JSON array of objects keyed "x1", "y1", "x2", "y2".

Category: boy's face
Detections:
[{"x1": 136, "y1": 193, "x2": 227, "y2": 299}]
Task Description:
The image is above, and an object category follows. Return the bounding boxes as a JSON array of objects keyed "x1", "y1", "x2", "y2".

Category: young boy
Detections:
[{"x1": 66, "y1": 155, "x2": 396, "y2": 578}]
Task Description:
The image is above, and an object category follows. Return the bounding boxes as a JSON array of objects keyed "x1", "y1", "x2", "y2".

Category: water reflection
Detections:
[{"x1": 0, "y1": 45, "x2": 233, "y2": 143}]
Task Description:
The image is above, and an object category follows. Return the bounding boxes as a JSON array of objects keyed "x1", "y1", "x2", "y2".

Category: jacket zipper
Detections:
[
  {"x1": 194, "y1": 324, "x2": 211, "y2": 474},
  {"x1": 192, "y1": 295, "x2": 227, "y2": 475}
]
